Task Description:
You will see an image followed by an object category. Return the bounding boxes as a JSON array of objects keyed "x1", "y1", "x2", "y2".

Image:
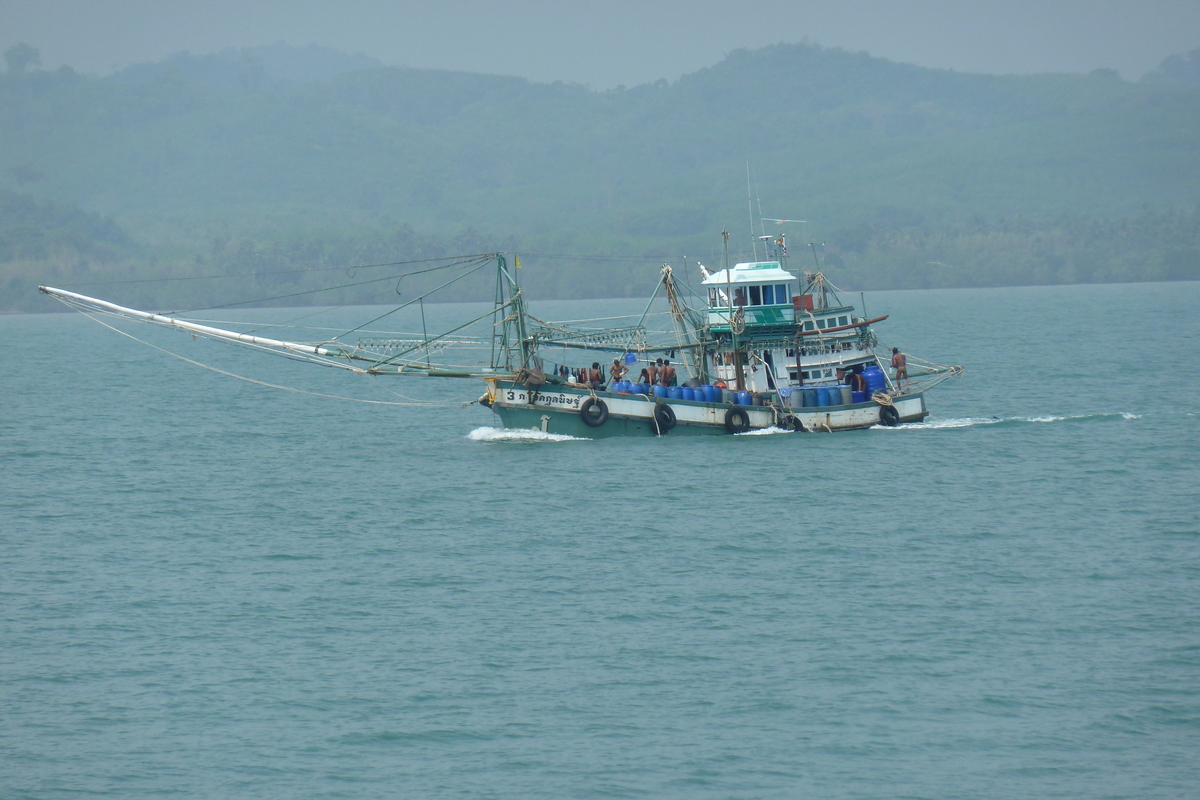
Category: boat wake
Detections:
[
  {"x1": 467, "y1": 426, "x2": 588, "y2": 443},
  {"x1": 736, "y1": 426, "x2": 795, "y2": 436},
  {"x1": 872, "y1": 411, "x2": 1141, "y2": 430}
]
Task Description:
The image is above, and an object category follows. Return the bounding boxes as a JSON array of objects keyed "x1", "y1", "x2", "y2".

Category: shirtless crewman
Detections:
[
  {"x1": 891, "y1": 347, "x2": 909, "y2": 391},
  {"x1": 659, "y1": 359, "x2": 677, "y2": 387},
  {"x1": 647, "y1": 359, "x2": 660, "y2": 386},
  {"x1": 610, "y1": 358, "x2": 627, "y2": 384}
]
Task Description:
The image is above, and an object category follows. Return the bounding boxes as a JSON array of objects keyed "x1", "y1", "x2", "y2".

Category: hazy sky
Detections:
[{"x1": 3, "y1": 0, "x2": 1198, "y2": 86}]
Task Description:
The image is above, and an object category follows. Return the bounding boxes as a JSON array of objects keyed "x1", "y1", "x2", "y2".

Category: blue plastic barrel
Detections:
[
  {"x1": 681, "y1": 387, "x2": 695, "y2": 401},
  {"x1": 852, "y1": 390, "x2": 867, "y2": 403},
  {"x1": 736, "y1": 390, "x2": 752, "y2": 405},
  {"x1": 654, "y1": 385, "x2": 668, "y2": 398},
  {"x1": 816, "y1": 387, "x2": 831, "y2": 406},
  {"x1": 668, "y1": 386, "x2": 683, "y2": 400},
  {"x1": 702, "y1": 385, "x2": 718, "y2": 403},
  {"x1": 863, "y1": 365, "x2": 886, "y2": 393}
]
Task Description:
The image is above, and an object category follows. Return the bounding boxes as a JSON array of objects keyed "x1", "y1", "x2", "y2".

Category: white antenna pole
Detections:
[
  {"x1": 746, "y1": 162, "x2": 758, "y2": 261},
  {"x1": 754, "y1": 166, "x2": 766, "y2": 240}
]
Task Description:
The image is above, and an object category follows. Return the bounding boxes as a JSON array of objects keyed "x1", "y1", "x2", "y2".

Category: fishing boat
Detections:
[{"x1": 39, "y1": 235, "x2": 961, "y2": 436}]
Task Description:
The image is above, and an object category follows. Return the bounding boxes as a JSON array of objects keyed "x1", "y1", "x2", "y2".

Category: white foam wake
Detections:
[
  {"x1": 1008, "y1": 411, "x2": 1142, "y2": 424},
  {"x1": 736, "y1": 425, "x2": 795, "y2": 436},
  {"x1": 874, "y1": 416, "x2": 1003, "y2": 430},
  {"x1": 871, "y1": 411, "x2": 1142, "y2": 430},
  {"x1": 466, "y1": 426, "x2": 587, "y2": 442}
]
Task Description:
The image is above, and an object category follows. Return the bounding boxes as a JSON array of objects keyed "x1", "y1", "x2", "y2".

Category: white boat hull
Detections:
[{"x1": 488, "y1": 382, "x2": 927, "y2": 437}]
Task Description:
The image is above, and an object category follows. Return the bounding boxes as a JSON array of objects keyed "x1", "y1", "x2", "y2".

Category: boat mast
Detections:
[
  {"x1": 722, "y1": 228, "x2": 746, "y2": 391},
  {"x1": 807, "y1": 242, "x2": 830, "y2": 309},
  {"x1": 660, "y1": 264, "x2": 704, "y2": 381},
  {"x1": 492, "y1": 253, "x2": 533, "y2": 372}
]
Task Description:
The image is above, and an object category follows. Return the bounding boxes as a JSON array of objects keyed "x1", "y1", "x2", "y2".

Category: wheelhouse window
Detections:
[
  {"x1": 761, "y1": 285, "x2": 774, "y2": 305},
  {"x1": 778, "y1": 284, "x2": 790, "y2": 303},
  {"x1": 749, "y1": 285, "x2": 761, "y2": 305},
  {"x1": 734, "y1": 287, "x2": 747, "y2": 306}
]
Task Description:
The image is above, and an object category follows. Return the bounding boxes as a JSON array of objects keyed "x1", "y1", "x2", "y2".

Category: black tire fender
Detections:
[
  {"x1": 782, "y1": 414, "x2": 806, "y2": 432},
  {"x1": 579, "y1": 397, "x2": 609, "y2": 427},
  {"x1": 724, "y1": 405, "x2": 751, "y2": 434},
  {"x1": 879, "y1": 405, "x2": 900, "y2": 427},
  {"x1": 652, "y1": 402, "x2": 677, "y2": 433}
]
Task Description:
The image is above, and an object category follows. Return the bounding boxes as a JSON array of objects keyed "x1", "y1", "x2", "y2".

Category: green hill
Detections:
[{"x1": 3, "y1": 42, "x2": 1199, "y2": 311}]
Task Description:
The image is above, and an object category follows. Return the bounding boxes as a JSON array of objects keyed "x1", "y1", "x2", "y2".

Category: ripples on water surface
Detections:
[{"x1": 3, "y1": 282, "x2": 1199, "y2": 798}]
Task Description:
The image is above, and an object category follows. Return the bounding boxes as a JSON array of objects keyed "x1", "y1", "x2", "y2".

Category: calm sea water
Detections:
[{"x1": 3, "y1": 282, "x2": 1199, "y2": 799}]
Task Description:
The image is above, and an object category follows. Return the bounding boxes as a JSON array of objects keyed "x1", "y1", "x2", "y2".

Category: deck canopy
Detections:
[
  {"x1": 700, "y1": 261, "x2": 796, "y2": 287},
  {"x1": 702, "y1": 260, "x2": 798, "y2": 318}
]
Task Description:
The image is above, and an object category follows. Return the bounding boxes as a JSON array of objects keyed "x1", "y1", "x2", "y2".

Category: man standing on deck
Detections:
[
  {"x1": 660, "y1": 359, "x2": 677, "y2": 387},
  {"x1": 891, "y1": 347, "x2": 909, "y2": 392},
  {"x1": 610, "y1": 358, "x2": 627, "y2": 385},
  {"x1": 588, "y1": 362, "x2": 604, "y2": 390}
]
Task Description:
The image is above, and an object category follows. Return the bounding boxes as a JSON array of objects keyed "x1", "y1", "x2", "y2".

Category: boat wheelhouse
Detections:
[{"x1": 701, "y1": 259, "x2": 885, "y2": 397}]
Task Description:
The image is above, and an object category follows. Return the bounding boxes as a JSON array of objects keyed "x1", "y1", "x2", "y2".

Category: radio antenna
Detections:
[{"x1": 746, "y1": 162, "x2": 757, "y2": 261}]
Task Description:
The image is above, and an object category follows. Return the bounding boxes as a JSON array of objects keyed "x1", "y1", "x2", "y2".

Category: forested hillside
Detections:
[{"x1": 3, "y1": 42, "x2": 1199, "y2": 311}]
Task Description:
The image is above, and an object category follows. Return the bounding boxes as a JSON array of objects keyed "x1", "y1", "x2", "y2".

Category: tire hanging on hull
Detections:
[
  {"x1": 781, "y1": 414, "x2": 807, "y2": 432},
  {"x1": 879, "y1": 405, "x2": 900, "y2": 427},
  {"x1": 580, "y1": 397, "x2": 609, "y2": 427},
  {"x1": 724, "y1": 406, "x2": 751, "y2": 434},
  {"x1": 652, "y1": 402, "x2": 676, "y2": 434}
]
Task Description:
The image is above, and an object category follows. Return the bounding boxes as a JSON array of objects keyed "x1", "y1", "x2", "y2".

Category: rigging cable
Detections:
[
  {"x1": 60, "y1": 252, "x2": 497, "y2": 288},
  {"x1": 77, "y1": 311, "x2": 462, "y2": 407}
]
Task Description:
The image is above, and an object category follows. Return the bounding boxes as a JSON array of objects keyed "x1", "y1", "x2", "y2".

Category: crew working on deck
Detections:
[
  {"x1": 658, "y1": 359, "x2": 676, "y2": 387},
  {"x1": 891, "y1": 347, "x2": 909, "y2": 391}
]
